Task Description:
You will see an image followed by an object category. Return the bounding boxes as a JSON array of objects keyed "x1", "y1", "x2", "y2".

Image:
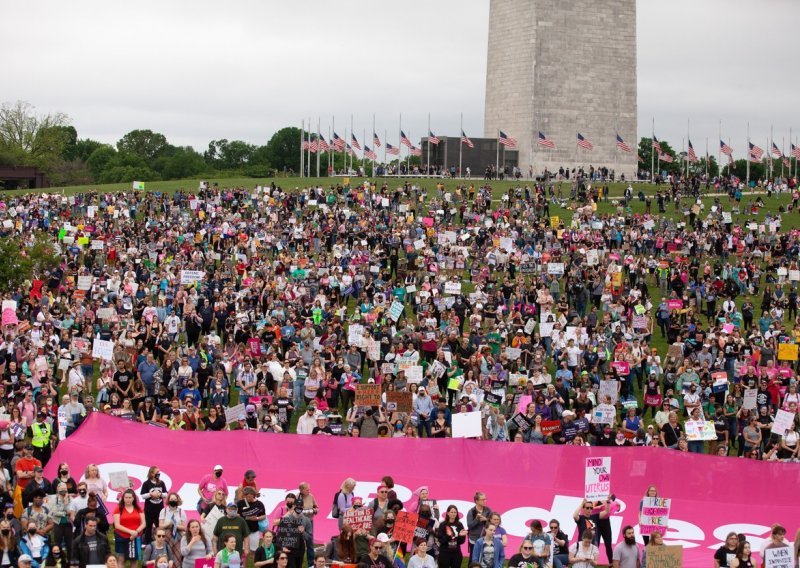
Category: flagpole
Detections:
[
  {"x1": 307, "y1": 116, "x2": 311, "y2": 176},
  {"x1": 718, "y1": 120, "x2": 722, "y2": 178},
  {"x1": 770, "y1": 125, "x2": 774, "y2": 181},
  {"x1": 300, "y1": 119, "x2": 304, "y2": 179},
  {"x1": 686, "y1": 118, "x2": 690, "y2": 179},
  {"x1": 782, "y1": 135, "x2": 785, "y2": 180},
  {"x1": 329, "y1": 118, "x2": 334, "y2": 176},
  {"x1": 398, "y1": 113, "x2": 402, "y2": 175},
  {"x1": 384, "y1": 129, "x2": 387, "y2": 166},
  {"x1": 705, "y1": 137, "x2": 709, "y2": 177},
  {"x1": 362, "y1": 128, "x2": 367, "y2": 176},
  {"x1": 574, "y1": 130, "x2": 578, "y2": 183},
  {"x1": 746, "y1": 122, "x2": 750, "y2": 186},
  {"x1": 496, "y1": 130, "x2": 500, "y2": 179},
  {"x1": 426, "y1": 113, "x2": 431, "y2": 177},
  {"x1": 459, "y1": 113, "x2": 463, "y2": 179},
  {"x1": 651, "y1": 117, "x2": 655, "y2": 183},
  {"x1": 316, "y1": 118, "x2": 321, "y2": 178},
  {"x1": 372, "y1": 114, "x2": 376, "y2": 177}
]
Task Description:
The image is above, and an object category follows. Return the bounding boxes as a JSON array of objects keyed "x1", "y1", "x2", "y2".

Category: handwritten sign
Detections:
[
  {"x1": 640, "y1": 497, "x2": 671, "y2": 535},
  {"x1": 644, "y1": 545, "x2": 682, "y2": 568},
  {"x1": 404, "y1": 366, "x2": 423, "y2": 384},
  {"x1": 348, "y1": 324, "x2": 365, "y2": 347},
  {"x1": 393, "y1": 511, "x2": 419, "y2": 544},
  {"x1": 599, "y1": 380, "x2": 618, "y2": 405},
  {"x1": 386, "y1": 391, "x2": 413, "y2": 413},
  {"x1": 444, "y1": 282, "x2": 462, "y2": 295},
  {"x1": 342, "y1": 507, "x2": 373, "y2": 531},
  {"x1": 91, "y1": 339, "x2": 114, "y2": 361},
  {"x1": 547, "y1": 262, "x2": 565, "y2": 275},
  {"x1": 77, "y1": 275, "x2": 93, "y2": 291},
  {"x1": 764, "y1": 547, "x2": 795, "y2": 567},
  {"x1": 777, "y1": 343, "x2": 798, "y2": 361},
  {"x1": 180, "y1": 270, "x2": 205, "y2": 285},
  {"x1": 108, "y1": 470, "x2": 130, "y2": 490},
  {"x1": 355, "y1": 384, "x2": 382, "y2": 407},
  {"x1": 224, "y1": 403, "x2": 245, "y2": 424},
  {"x1": 743, "y1": 389, "x2": 757, "y2": 410},
  {"x1": 275, "y1": 516, "x2": 303, "y2": 550},
  {"x1": 772, "y1": 409, "x2": 796, "y2": 437},
  {"x1": 389, "y1": 300, "x2": 405, "y2": 322},
  {"x1": 584, "y1": 457, "x2": 611, "y2": 501}
]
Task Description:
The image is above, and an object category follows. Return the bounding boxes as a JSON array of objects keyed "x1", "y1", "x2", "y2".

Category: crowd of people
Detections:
[{"x1": 0, "y1": 176, "x2": 800, "y2": 565}]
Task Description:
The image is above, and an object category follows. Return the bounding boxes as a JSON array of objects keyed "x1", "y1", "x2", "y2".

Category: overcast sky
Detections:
[{"x1": 2, "y1": 0, "x2": 799, "y2": 158}]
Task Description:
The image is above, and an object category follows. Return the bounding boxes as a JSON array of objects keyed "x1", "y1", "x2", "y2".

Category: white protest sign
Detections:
[
  {"x1": 180, "y1": 270, "x2": 205, "y2": 285},
  {"x1": 389, "y1": 300, "x2": 404, "y2": 322},
  {"x1": 584, "y1": 457, "x2": 611, "y2": 501},
  {"x1": 91, "y1": 240, "x2": 104, "y2": 250},
  {"x1": 764, "y1": 547, "x2": 794, "y2": 568},
  {"x1": 404, "y1": 366, "x2": 423, "y2": 384},
  {"x1": 640, "y1": 497, "x2": 671, "y2": 535},
  {"x1": 771, "y1": 409, "x2": 795, "y2": 437},
  {"x1": 414, "y1": 239, "x2": 425, "y2": 250},
  {"x1": 366, "y1": 338, "x2": 381, "y2": 362},
  {"x1": 77, "y1": 276, "x2": 93, "y2": 291},
  {"x1": 224, "y1": 403, "x2": 246, "y2": 424},
  {"x1": 444, "y1": 282, "x2": 462, "y2": 295},
  {"x1": 451, "y1": 411, "x2": 483, "y2": 438},
  {"x1": 348, "y1": 324, "x2": 365, "y2": 347},
  {"x1": 599, "y1": 380, "x2": 618, "y2": 405},
  {"x1": 91, "y1": 339, "x2": 114, "y2": 361},
  {"x1": 743, "y1": 389, "x2": 757, "y2": 410},
  {"x1": 591, "y1": 404, "x2": 616, "y2": 425},
  {"x1": 504, "y1": 347, "x2": 521, "y2": 360},
  {"x1": 547, "y1": 262, "x2": 565, "y2": 275},
  {"x1": 108, "y1": 471, "x2": 130, "y2": 490}
]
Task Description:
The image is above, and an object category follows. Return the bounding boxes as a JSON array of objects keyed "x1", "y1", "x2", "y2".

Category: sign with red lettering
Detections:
[
  {"x1": 393, "y1": 511, "x2": 419, "y2": 544},
  {"x1": 584, "y1": 457, "x2": 611, "y2": 501},
  {"x1": 342, "y1": 507, "x2": 373, "y2": 531}
]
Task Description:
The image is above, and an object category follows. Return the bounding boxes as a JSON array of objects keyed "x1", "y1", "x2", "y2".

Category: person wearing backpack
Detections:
[{"x1": 332, "y1": 479, "x2": 355, "y2": 529}]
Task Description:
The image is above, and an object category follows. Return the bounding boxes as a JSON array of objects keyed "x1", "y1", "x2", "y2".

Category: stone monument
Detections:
[{"x1": 484, "y1": 0, "x2": 637, "y2": 178}]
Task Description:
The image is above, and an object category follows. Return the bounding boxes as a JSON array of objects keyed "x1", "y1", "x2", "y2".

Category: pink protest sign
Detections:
[
  {"x1": 48, "y1": 414, "x2": 800, "y2": 568},
  {"x1": 611, "y1": 360, "x2": 630, "y2": 375}
]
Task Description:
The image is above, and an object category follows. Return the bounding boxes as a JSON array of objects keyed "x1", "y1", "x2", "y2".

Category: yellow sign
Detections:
[
  {"x1": 550, "y1": 216, "x2": 560, "y2": 228},
  {"x1": 778, "y1": 343, "x2": 798, "y2": 361},
  {"x1": 343, "y1": 177, "x2": 350, "y2": 186},
  {"x1": 610, "y1": 272, "x2": 622, "y2": 288}
]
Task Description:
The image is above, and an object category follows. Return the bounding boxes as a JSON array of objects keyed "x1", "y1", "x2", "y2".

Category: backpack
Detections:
[{"x1": 331, "y1": 490, "x2": 342, "y2": 518}]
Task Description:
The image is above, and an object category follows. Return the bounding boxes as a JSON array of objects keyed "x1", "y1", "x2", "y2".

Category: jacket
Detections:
[
  {"x1": 470, "y1": 535, "x2": 504, "y2": 568},
  {"x1": 72, "y1": 531, "x2": 111, "y2": 568}
]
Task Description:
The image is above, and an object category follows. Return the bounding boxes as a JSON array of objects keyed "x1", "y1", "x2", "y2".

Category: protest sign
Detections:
[
  {"x1": 404, "y1": 366, "x2": 423, "y2": 383},
  {"x1": 108, "y1": 470, "x2": 130, "y2": 490},
  {"x1": 644, "y1": 545, "x2": 682, "y2": 567},
  {"x1": 504, "y1": 347, "x2": 521, "y2": 360},
  {"x1": 275, "y1": 516, "x2": 303, "y2": 550},
  {"x1": 389, "y1": 300, "x2": 405, "y2": 322},
  {"x1": 772, "y1": 409, "x2": 795, "y2": 437},
  {"x1": 764, "y1": 547, "x2": 794, "y2": 567},
  {"x1": 611, "y1": 360, "x2": 630, "y2": 375},
  {"x1": 77, "y1": 275, "x2": 92, "y2": 290},
  {"x1": 584, "y1": 457, "x2": 611, "y2": 501},
  {"x1": 394, "y1": 511, "x2": 419, "y2": 544},
  {"x1": 632, "y1": 315, "x2": 647, "y2": 329},
  {"x1": 224, "y1": 404, "x2": 245, "y2": 424},
  {"x1": 667, "y1": 299, "x2": 683, "y2": 310},
  {"x1": 96, "y1": 307, "x2": 115, "y2": 320},
  {"x1": 180, "y1": 270, "x2": 205, "y2": 285},
  {"x1": 91, "y1": 339, "x2": 114, "y2": 361},
  {"x1": 743, "y1": 389, "x2": 757, "y2": 410},
  {"x1": 640, "y1": 497, "x2": 671, "y2": 535},
  {"x1": 510, "y1": 413, "x2": 531, "y2": 433},
  {"x1": 591, "y1": 404, "x2": 616, "y2": 425},
  {"x1": 541, "y1": 420, "x2": 562, "y2": 435},
  {"x1": 355, "y1": 384, "x2": 381, "y2": 407},
  {"x1": 386, "y1": 392, "x2": 413, "y2": 413},
  {"x1": 366, "y1": 339, "x2": 381, "y2": 362},
  {"x1": 444, "y1": 282, "x2": 462, "y2": 295},
  {"x1": 347, "y1": 324, "x2": 365, "y2": 347},
  {"x1": 342, "y1": 507, "x2": 373, "y2": 531},
  {"x1": 451, "y1": 411, "x2": 482, "y2": 439},
  {"x1": 547, "y1": 262, "x2": 564, "y2": 275},
  {"x1": 777, "y1": 343, "x2": 798, "y2": 361},
  {"x1": 599, "y1": 380, "x2": 618, "y2": 405}
]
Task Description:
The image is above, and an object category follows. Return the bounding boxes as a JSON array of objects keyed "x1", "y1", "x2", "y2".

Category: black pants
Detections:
[
  {"x1": 32, "y1": 446, "x2": 51, "y2": 467},
  {"x1": 594, "y1": 519, "x2": 613, "y2": 563},
  {"x1": 437, "y1": 552, "x2": 461, "y2": 568},
  {"x1": 53, "y1": 522, "x2": 73, "y2": 556},
  {"x1": 143, "y1": 504, "x2": 163, "y2": 545},
  {"x1": 287, "y1": 550, "x2": 304, "y2": 568}
]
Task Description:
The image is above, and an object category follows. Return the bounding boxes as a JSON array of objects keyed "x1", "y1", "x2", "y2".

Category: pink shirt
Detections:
[{"x1": 198, "y1": 473, "x2": 229, "y2": 501}]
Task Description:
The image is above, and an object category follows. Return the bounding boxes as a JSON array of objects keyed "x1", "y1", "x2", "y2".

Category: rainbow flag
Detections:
[{"x1": 393, "y1": 548, "x2": 406, "y2": 568}]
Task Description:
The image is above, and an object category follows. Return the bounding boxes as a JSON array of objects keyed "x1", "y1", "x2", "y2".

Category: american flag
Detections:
[
  {"x1": 792, "y1": 143, "x2": 800, "y2": 159},
  {"x1": 616, "y1": 134, "x2": 632, "y2": 153},
  {"x1": 331, "y1": 132, "x2": 345, "y2": 151},
  {"x1": 576, "y1": 133, "x2": 593, "y2": 150},
  {"x1": 749, "y1": 142, "x2": 764, "y2": 161},
  {"x1": 410, "y1": 146, "x2": 422, "y2": 157},
  {"x1": 318, "y1": 135, "x2": 330, "y2": 152},
  {"x1": 720, "y1": 140, "x2": 733, "y2": 156},
  {"x1": 364, "y1": 145, "x2": 377, "y2": 160},
  {"x1": 652, "y1": 136, "x2": 662, "y2": 152},
  {"x1": 351, "y1": 134, "x2": 361, "y2": 151},
  {"x1": 687, "y1": 140, "x2": 698, "y2": 163},
  {"x1": 309, "y1": 136, "x2": 318, "y2": 153},
  {"x1": 373, "y1": 132, "x2": 381, "y2": 148},
  {"x1": 399, "y1": 130, "x2": 413, "y2": 148},
  {"x1": 302, "y1": 140, "x2": 309, "y2": 151},
  {"x1": 461, "y1": 131, "x2": 474, "y2": 149},
  {"x1": 658, "y1": 151, "x2": 674, "y2": 163},
  {"x1": 386, "y1": 143, "x2": 400, "y2": 156},
  {"x1": 537, "y1": 131, "x2": 555, "y2": 149},
  {"x1": 499, "y1": 130, "x2": 518, "y2": 148},
  {"x1": 428, "y1": 131, "x2": 440, "y2": 145},
  {"x1": 771, "y1": 142, "x2": 783, "y2": 158},
  {"x1": 345, "y1": 144, "x2": 356, "y2": 156}
]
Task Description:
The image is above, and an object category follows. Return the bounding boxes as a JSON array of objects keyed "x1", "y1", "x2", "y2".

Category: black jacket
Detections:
[{"x1": 72, "y1": 532, "x2": 110, "y2": 568}]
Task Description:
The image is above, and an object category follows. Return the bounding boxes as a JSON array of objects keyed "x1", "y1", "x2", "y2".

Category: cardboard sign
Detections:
[
  {"x1": 640, "y1": 497, "x2": 671, "y2": 535},
  {"x1": 394, "y1": 511, "x2": 419, "y2": 544},
  {"x1": 451, "y1": 411, "x2": 482, "y2": 439},
  {"x1": 584, "y1": 457, "x2": 611, "y2": 501},
  {"x1": 342, "y1": 507, "x2": 373, "y2": 531},
  {"x1": 644, "y1": 545, "x2": 682, "y2": 567},
  {"x1": 764, "y1": 547, "x2": 795, "y2": 567},
  {"x1": 355, "y1": 384, "x2": 382, "y2": 407},
  {"x1": 91, "y1": 339, "x2": 114, "y2": 361},
  {"x1": 386, "y1": 392, "x2": 412, "y2": 413},
  {"x1": 778, "y1": 343, "x2": 798, "y2": 361}
]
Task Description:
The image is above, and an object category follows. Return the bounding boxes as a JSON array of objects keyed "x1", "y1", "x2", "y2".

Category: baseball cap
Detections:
[
  {"x1": 214, "y1": 465, "x2": 224, "y2": 471},
  {"x1": 19, "y1": 555, "x2": 33, "y2": 564},
  {"x1": 376, "y1": 533, "x2": 390, "y2": 543},
  {"x1": 226, "y1": 502, "x2": 238, "y2": 509}
]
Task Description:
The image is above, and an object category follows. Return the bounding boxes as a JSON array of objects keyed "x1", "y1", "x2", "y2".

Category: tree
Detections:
[
  {"x1": 723, "y1": 159, "x2": 765, "y2": 183},
  {"x1": 638, "y1": 137, "x2": 679, "y2": 176},
  {"x1": 117, "y1": 129, "x2": 169, "y2": 162},
  {"x1": 203, "y1": 139, "x2": 255, "y2": 169},
  {"x1": 86, "y1": 145, "x2": 117, "y2": 177},
  {"x1": 74, "y1": 138, "x2": 106, "y2": 162},
  {"x1": 0, "y1": 100, "x2": 72, "y2": 170},
  {"x1": 266, "y1": 127, "x2": 301, "y2": 173},
  {"x1": 0, "y1": 233, "x2": 60, "y2": 293},
  {"x1": 159, "y1": 146, "x2": 206, "y2": 179}
]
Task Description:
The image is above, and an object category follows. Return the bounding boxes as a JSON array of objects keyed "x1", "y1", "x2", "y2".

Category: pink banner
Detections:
[{"x1": 47, "y1": 414, "x2": 799, "y2": 568}]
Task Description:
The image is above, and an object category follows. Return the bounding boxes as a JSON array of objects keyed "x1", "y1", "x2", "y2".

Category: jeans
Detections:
[
  {"x1": 688, "y1": 440, "x2": 704, "y2": 453},
  {"x1": 417, "y1": 418, "x2": 431, "y2": 438},
  {"x1": 553, "y1": 553, "x2": 568, "y2": 568}
]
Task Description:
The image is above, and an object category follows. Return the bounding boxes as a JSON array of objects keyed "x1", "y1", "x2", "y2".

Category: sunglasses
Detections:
[
  {"x1": 522, "y1": 546, "x2": 533, "y2": 550},
  {"x1": 156, "y1": 534, "x2": 166, "y2": 538}
]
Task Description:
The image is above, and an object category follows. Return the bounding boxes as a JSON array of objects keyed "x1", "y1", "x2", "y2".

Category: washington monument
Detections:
[{"x1": 484, "y1": 0, "x2": 637, "y2": 178}]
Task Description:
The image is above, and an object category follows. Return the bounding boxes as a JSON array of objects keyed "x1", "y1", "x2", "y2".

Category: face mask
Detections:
[
  {"x1": 169, "y1": 501, "x2": 178, "y2": 507},
  {"x1": 59, "y1": 470, "x2": 68, "y2": 476},
  {"x1": 214, "y1": 471, "x2": 222, "y2": 478},
  {"x1": 1, "y1": 530, "x2": 9, "y2": 536},
  {"x1": 53, "y1": 552, "x2": 61, "y2": 558},
  {"x1": 29, "y1": 529, "x2": 38, "y2": 535},
  {"x1": 158, "y1": 563, "x2": 169, "y2": 568},
  {"x1": 79, "y1": 490, "x2": 87, "y2": 496},
  {"x1": 385, "y1": 520, "x2": 394, "y2": 526},
  {"x1": 58, "y1": 491, "x2": 67, "y2": 496}
]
